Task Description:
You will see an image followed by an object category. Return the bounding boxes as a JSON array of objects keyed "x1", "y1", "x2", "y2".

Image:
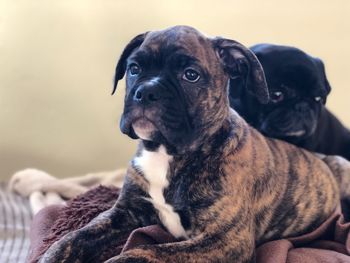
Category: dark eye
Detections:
[
  {"x1": 183, "y1": 68, "x2": 200, "y2": 83},
  {"x1": 314, "y1": 96, "x2": 323, "y2": 103},
  {"x1": 129, "y1": 63, "x2": 141, "y2": 75},
  {"x1": 270, "y1": 91, "x2": 284, "y2": 103}
]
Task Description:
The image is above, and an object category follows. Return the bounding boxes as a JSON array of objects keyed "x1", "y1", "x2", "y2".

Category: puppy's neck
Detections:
[{"x1": 138, "y1": 108, "x2": 246, "y2": 160}]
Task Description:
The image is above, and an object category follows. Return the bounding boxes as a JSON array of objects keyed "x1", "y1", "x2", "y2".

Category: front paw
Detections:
[
  {"x1": 105, "y1": 256, "x2": 152, "y2": 263},
  {"x1": 105, "y1": 250, "x2": 160, "y2": 263},
  {"x1": 38, "y1": 231, "x2": 81, "y2": 263}
]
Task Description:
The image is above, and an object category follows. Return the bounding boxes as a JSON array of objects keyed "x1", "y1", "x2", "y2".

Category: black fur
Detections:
[{"x1": 229, "y1": 43, "x2": 350, "y2": 159}]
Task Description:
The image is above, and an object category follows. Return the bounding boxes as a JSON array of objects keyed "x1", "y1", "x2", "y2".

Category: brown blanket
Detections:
[{"x1": 27, "y1": 186, "x2": 350, "y2": 263}]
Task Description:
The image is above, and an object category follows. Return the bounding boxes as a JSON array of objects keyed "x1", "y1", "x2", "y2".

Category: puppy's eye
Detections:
[
  {"x1": 270, "y1": 91, "x2": 284, "y2": 103},
  {"x1": 183, "y1": 68, "x2": 200, "y2": 83},
  {"x1": 129, "y1": 63, "x2": 141, "y2": 75},
  {"x1": 314, "y1": 96, "x2": 323, "y2": 103}
]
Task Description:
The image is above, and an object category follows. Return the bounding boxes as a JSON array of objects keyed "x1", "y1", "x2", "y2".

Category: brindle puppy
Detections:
[{"x1": 38, "y1": 26, "x2": 350, "y2": 263}]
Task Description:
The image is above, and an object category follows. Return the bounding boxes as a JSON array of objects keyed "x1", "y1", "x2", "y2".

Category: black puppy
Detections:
[{"x1": 229, "y1": 43, "x2": 350, "y2": 159}]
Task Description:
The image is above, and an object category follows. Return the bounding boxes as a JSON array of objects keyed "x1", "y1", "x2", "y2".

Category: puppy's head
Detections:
[
  {"x1": 113, "y1": 26, "x2": 268, "y2": 154},
  {"x1": 230, "y1": 43, "x2": 331, "y2": 143}
]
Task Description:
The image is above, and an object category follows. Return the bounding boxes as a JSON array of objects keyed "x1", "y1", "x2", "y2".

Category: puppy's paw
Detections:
[
  {"x1": 38, "y1": 231, "x2": 79, "y2": 263},
  {"x1": 105, "y1": 257, "x2": 151, "y2": 263},
  {"x1": 9, "y1": 168, "x2": 58, "y2": 197},
  {"x1": 105, "y1": 255, "x2": 158, "y2": 263},
  {"x1": 105, "y1": 249, "x2": 160, "y2": 263}
]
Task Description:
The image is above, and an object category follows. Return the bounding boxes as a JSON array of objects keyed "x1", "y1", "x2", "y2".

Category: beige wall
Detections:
[{"x1": 0, "y1": 0, "x2": 349, "y2": 180}]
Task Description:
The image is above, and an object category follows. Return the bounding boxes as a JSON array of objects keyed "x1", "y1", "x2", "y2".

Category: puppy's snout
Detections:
[
  {"x1": 295, "y1": 102, "x2": 309, "y2": 112},
  {"x1": 133, "y1": 85, "x2": 161, "y2": 104}
]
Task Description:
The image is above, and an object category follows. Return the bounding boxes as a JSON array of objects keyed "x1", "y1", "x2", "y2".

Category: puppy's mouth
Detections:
[{"x1": 131, "y1": 117, "x2": 157, "y2": 140}]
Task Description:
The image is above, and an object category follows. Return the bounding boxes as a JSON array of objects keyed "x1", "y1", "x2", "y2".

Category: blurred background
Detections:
[{"x1": 0, "y1": 0, "x2": 349, "y2": 180}]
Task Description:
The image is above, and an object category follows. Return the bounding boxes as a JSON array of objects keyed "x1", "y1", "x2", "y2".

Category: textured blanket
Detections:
[
  {"x1": 0, "y1": 182, "x2": 32, "y2": 263},
  {"x1": 27, "y1": 186, "x2": 350, "y2": 263}
]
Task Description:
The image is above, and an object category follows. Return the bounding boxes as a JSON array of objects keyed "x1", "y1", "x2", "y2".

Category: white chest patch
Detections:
[{"x1": 134, "y1": 146, "x2": 188, "y2": 239}]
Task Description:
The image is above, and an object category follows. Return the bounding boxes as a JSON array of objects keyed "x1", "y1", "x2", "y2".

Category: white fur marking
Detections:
[{"x1": 134, "y1": 146, "x2": 188, "y2": 239}]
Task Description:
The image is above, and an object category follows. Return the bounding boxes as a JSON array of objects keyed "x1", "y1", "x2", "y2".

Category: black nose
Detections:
[
  {"x1": 295, "y1": 102, "x2": 309, "y2": 112},
  {"x1": 133, "y1": 85, "x2": 160, "y2": 104}
]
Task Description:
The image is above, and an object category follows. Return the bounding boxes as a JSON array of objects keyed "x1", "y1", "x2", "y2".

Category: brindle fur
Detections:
[{"x1": 39, "y1": 26, "x2": 350, "y2": 263}]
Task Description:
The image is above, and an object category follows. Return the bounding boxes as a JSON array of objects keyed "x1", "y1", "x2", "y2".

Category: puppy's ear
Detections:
[
  {"x1": 112, "y1": 32, "x2": 148, "y2": 95},
  {"x1": 314, "y1": 57, "x2": 331, "y2": 96},
  {"x1": 212, "y1": 38, "x2": 269, "y2": 104}
]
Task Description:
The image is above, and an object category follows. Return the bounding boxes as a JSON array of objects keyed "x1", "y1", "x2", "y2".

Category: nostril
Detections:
[
  {"x1": 148, "y1": 93, "x2": 159, "y2": 102},
  {"x1": 135, "y1": 90, "x2": 142, "y2": 100},
  {"x1": 133, "y1": 86, "x2": 160, "y2": 103}
]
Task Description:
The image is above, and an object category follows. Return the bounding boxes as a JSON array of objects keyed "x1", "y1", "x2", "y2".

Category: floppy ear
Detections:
[
  {"x1": 314, "y1": 57, "x2": 331, "y2": 96},
  {"x1": 212, "y1": 38, "x2": 269, "y2": 104},
  {"x1": 112, "y1": 32, "x2": 148, "y2": 95}
]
